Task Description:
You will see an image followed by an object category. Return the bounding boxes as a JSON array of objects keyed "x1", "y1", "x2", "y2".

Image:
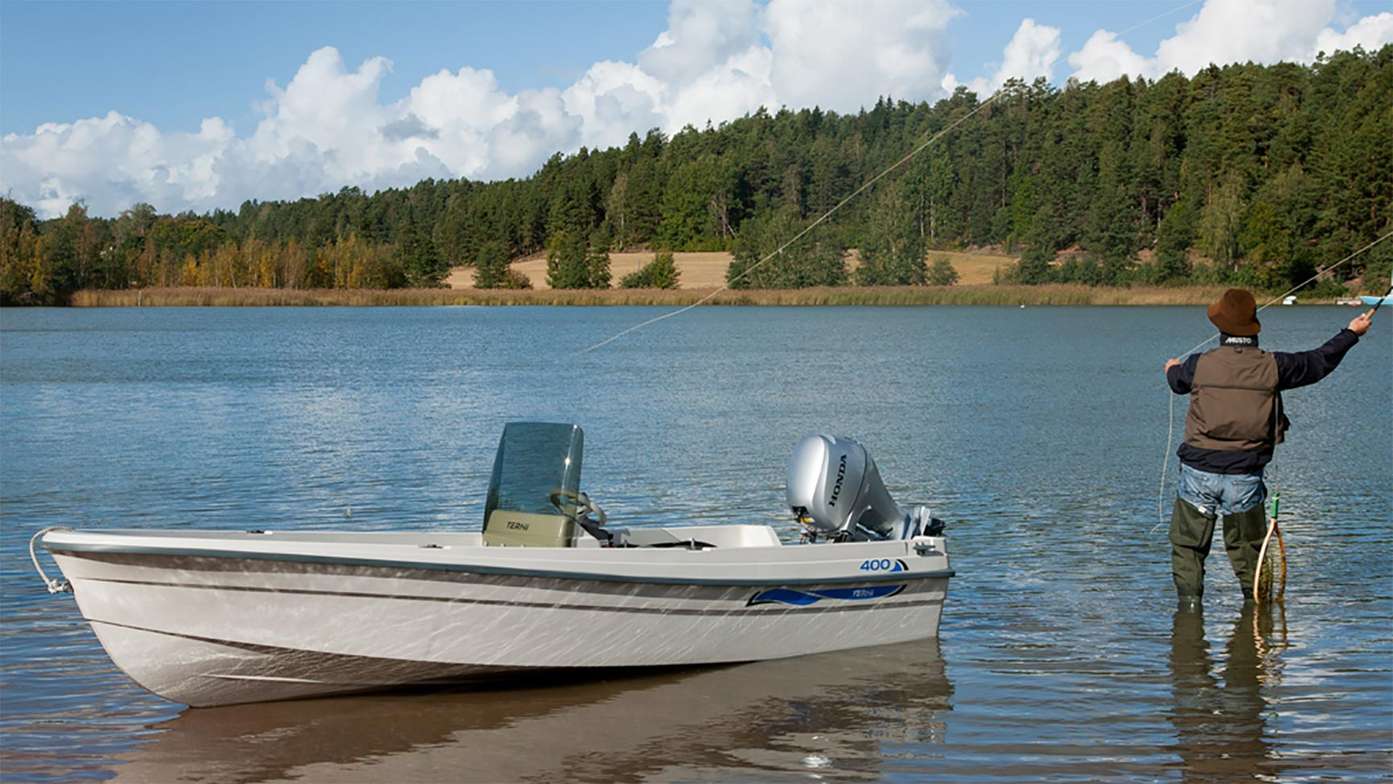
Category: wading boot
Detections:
[
  {"x1": 1169, "y1": 498, "x2": 1217, "y2": 605},
  {"x1": 1223, "y1": 503, "x2": 1267, "y2": 603}
]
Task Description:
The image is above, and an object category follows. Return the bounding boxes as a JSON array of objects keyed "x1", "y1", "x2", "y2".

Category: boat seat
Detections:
[{"x1": 482, "y1": 510, "x2": 575, "y2": 548}]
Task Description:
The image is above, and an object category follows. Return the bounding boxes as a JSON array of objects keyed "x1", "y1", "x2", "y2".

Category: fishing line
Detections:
[
  {"x1": 581, "y1": 0, "x2": 1211, "y2": 354},
  {"x1": 581, "y1": 93, "x2": 1002, "y2": 354},
  {"x1": 1153, "y1": 228, "x2": 1393, "y2": 533}
]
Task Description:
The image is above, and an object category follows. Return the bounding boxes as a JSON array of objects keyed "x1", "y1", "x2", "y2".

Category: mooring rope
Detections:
[
  {"x1": 29, "y1": 527, "x2": 71, "y2": 594},
  {"x1": 1153, "y1": 228, "x2": 1393, "y2": 533}
]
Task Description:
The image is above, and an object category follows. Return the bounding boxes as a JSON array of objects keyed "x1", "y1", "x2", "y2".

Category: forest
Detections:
[{"x1": 2, "y1": 45, "x2": 1389, "y2": 304}]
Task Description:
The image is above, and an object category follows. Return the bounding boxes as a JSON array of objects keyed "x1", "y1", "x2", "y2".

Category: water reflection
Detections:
[
  {"x1": 109, "y1": 639, "x2": 952, "y2": 783},
  {"x1": 1169, "y1": 605, "x2": 1288, "y2": 782}
]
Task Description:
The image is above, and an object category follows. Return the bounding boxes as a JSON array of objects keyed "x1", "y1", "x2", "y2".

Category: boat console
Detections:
[
  {"x1": 482, "y1": 422, "x2": 584, "y2": 547},
  {"x1": 482, "y1": 423, "x2": 941, "y2": 548}
]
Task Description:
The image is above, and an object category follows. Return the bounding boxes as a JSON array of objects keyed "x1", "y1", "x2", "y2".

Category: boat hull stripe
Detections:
[
  {"x1": 48, "y1": 543, "x2": 954, "y2": 586},
  {"x1": 75, "y1": 576, "x2": 944, "y2": 616}
]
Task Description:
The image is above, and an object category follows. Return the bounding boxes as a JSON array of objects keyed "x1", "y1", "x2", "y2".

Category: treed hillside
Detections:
[{"x1": 2, "y1": 46, "x2": 1390, "y2": 304}]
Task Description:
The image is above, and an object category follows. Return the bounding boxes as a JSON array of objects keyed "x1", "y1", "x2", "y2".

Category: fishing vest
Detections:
[{"x1": 1183, "y1": 345, "x2": 1288, "y2": 453}]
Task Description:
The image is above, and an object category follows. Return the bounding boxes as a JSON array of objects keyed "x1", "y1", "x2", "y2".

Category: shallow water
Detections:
[{"x1": 1, "y1": 305, "x2": 1389, "y2": 782}]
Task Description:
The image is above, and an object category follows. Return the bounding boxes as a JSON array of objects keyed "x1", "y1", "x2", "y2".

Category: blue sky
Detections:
[
  {"x1": 3, "y1": 0, "x2": 1390, "y2": 217},
  {"x1": 3, "y1": 0, "x2": 1276, "y2": 136},
  {"x1": 2, "y1": 1, "x2": 670, "y2": 135}
]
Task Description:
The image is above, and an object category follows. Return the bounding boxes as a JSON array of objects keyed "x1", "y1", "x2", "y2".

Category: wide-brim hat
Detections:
[{"x1": 1208, "y1": 288, "x2": 1260, "y2": 336}]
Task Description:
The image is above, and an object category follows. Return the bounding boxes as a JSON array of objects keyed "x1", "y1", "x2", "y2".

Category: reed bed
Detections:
[{"x1": 69, "y1": 284, "x2": 1291, "y2": 308}]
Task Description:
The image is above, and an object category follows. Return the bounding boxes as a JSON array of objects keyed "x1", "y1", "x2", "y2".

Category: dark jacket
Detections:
[{"x1": 1166, "y1": 329, "x2": 1360, "y2": 474}]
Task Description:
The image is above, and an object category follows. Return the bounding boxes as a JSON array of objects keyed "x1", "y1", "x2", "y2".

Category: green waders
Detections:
[
  {"x1": 1170, "y1": 499, "x2": 1267, "y2": 604},
  {"x1": 1170, "y1": 499, "x2": 1216, "y2": 604},
  {"x1": 1222, "y1": 504, "x2": 1267, "y2": 601}
]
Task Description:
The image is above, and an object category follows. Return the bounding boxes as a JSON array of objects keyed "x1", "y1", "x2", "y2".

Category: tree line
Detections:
[{"x1": 3, "y1": 45, "x2": 1389, "y2": 304}]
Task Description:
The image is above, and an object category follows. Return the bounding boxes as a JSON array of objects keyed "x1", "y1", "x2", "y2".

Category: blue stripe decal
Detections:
[{"x1": 747, "y1": 584, "x2": 906, "y2": 607}]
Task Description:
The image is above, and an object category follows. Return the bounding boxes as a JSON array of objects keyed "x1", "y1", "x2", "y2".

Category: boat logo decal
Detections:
[
  {"x1": 829, "y1": 454, "x2": 848, "y2": 505},
  {"x1": 747, "y1": 584, "x2": 906, "y2": 607},
  {"x1": 858, "y1": 558, "x2": 908, "y2": 573}
]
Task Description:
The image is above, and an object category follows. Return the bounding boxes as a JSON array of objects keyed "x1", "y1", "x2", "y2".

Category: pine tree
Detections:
[
  {"x1": 398, "y1": 213, "x2": 446, "y2": 287},
  {"x1": 857, "y1": 184, "x2": 927, "y2": 285},
  {"x1": 728, "y1": 208, "x2": 846, "y2": 289},
  {"x1": 1155, "y1": 198, "x2": 1198, "y2": 282},
  {"x1": 473, "y1": 240, "x2": 510, "y2": 289},
  {"x1": 545, "y1": 231, "x2": 589, "y2": 289},
  {"x1": 926, "y1": 257, "x2": 959, "y2": 286},
  {"x1": 620, "y1": 251, "x2": 680, "y2": 289},
  {"x1": 585, "y1": 229, "x2": 611, "y2": 288}
]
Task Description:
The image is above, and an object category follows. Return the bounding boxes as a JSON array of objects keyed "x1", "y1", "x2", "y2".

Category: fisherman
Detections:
[{"x1": 1162, "y1": 289, "x2": 1373, "y2": 609}]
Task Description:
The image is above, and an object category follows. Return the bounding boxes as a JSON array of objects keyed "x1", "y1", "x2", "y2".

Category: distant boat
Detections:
[
  {"x1": 1359, "y1": 294, "x2": 1391, "y2": 307},
  {"x1": 1282, "y1": 295, "x2": 1297, "y2": 305}
]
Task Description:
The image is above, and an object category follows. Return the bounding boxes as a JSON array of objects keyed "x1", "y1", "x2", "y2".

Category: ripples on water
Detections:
[{"x1": 1, "y1": 306, "x2": 1389, "y2": 782}]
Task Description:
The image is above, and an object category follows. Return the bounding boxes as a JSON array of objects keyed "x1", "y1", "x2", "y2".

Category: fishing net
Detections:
[{"x1": 1253, "y1": 494, "x2": 1287, "y2": 602}]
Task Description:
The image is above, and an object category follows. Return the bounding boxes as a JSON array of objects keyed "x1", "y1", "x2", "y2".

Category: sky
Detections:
[{"x1": 2, "y1": 0, "x2": 1391, "y2": 218}]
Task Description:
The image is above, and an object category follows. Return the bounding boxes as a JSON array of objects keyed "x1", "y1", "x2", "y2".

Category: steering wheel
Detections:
[{"x1": 548, "y1": 489, "x2": 610, "y2": 537}]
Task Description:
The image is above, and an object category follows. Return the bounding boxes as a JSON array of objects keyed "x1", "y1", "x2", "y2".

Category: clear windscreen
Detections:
[{"x1": 485, "y1": 423, "x2": 583, "y2": 520}]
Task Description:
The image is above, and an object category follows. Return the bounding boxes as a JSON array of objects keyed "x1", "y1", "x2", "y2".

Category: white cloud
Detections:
[
  {"x1": 1154, "y1": 0, "x2": 1335, "y2": 74},
  {"x1": 1068, "y1": 30, "x2": 1153, "y2": 83},
  {"x1": 638, "y1": 0, "x2": 762, "y2": 84},
  {"x1": 764, "y1": 0, "x2": 958, "y2": 111},
  {"x1": 1, "y1": 112, "x2": 238, "y2": 219},
  {"x1": 562, "y1": 61, "x2": 665, "y2": 148},
  {"x1": 946, "y1": 17, "x2": 1059, "y2": 96},
  {"x1": 988, "y1": 19, "x2": 1062, "y2": 89},
  {"x1": 663, "y1": 45, "x2": 776, "y2": 132},
  {"x1": 1067, "y1": 0, "x2": 1390, "y2": 83},
  {"x1": 3, "y1": 0, "x2": 1389, "y2": 218},
  {"x1": 1314, "y1": 11, "x2": 1393, "y2": 56},
  {"x1": 2, "y1": 0, "x2": 962, "y2": 217}
]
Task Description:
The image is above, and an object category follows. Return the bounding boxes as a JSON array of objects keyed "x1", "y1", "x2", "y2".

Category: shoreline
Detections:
[{"x1": 54, "y1": 284, "x2": 1351, "y2": 308}]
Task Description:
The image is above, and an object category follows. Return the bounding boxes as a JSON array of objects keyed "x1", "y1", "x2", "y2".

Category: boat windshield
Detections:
[{"x1": 484, "y1": 422, "x2": 584, "y2": 521}]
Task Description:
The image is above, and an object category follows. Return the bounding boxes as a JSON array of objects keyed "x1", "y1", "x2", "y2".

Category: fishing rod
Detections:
[
  {"x1": 1365, "y1": 267, "x2": 1393, "y2": 316},
  {"x1": 1253, "y1": 265, "x2": 1391, "y2": 603},
  {"x1": 1155, "y1": 229, "x2": 1393, "y2": 531}
]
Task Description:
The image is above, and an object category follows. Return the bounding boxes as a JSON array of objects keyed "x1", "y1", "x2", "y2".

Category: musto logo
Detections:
[{"x1": 747, "y1": 584, "x2": 906, "y2": 607}]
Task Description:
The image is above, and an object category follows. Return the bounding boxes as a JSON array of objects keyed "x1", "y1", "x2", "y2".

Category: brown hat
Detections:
[{"x1": 1208, "y1": 288, "x2": 1260, "y2": 336}]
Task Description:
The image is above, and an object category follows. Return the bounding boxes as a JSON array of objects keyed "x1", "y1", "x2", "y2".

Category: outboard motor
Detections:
[{"x1": 785, "y1": 434, "x2": 939, "y2": 541}]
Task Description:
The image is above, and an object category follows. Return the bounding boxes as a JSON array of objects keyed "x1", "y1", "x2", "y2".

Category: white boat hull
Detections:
[{"x1": 44, "y1": 527, "x2": 951, "y2": 706}]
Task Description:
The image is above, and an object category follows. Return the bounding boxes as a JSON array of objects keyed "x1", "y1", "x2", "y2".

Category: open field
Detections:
[
  {"x1": 66, "y1": 284, "x2": 1312, "y2": 308},
  {"x1": 444, "y1": 249, "x2": 1014, "y2": 289}
]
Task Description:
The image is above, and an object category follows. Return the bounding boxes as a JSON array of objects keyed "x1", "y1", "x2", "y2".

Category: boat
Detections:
[
  {"x1": 1359, "y1": 294, "x2": 1390, "y2": 307},
  {"x1": 32, "y1": 422, "x2": 954, "y2": 707}
]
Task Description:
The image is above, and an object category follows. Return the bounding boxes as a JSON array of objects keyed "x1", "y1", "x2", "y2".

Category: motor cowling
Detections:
[{"x1": 786, "y1": 434, "x2": 908, "y2": 541}]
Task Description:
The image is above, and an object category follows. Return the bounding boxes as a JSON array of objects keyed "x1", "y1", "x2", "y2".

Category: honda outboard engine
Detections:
[{"x1": 785, "y1": 434, "x2": 939, "y2": 541}]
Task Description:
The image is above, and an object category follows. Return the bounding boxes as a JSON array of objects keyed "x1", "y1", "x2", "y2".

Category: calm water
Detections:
[{"x1": 1, "y1": 305, "x2": 1389, "y2": 782}]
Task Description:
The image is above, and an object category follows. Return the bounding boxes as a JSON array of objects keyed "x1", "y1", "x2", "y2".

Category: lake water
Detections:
[{"x1": 1, "y1": 305, "x2": 1389, "y2": 782}]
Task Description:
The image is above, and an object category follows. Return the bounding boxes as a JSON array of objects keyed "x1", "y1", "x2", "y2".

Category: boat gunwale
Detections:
[{"x1": 47, "y1": 540, "x2": 955, "y2": 587}]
